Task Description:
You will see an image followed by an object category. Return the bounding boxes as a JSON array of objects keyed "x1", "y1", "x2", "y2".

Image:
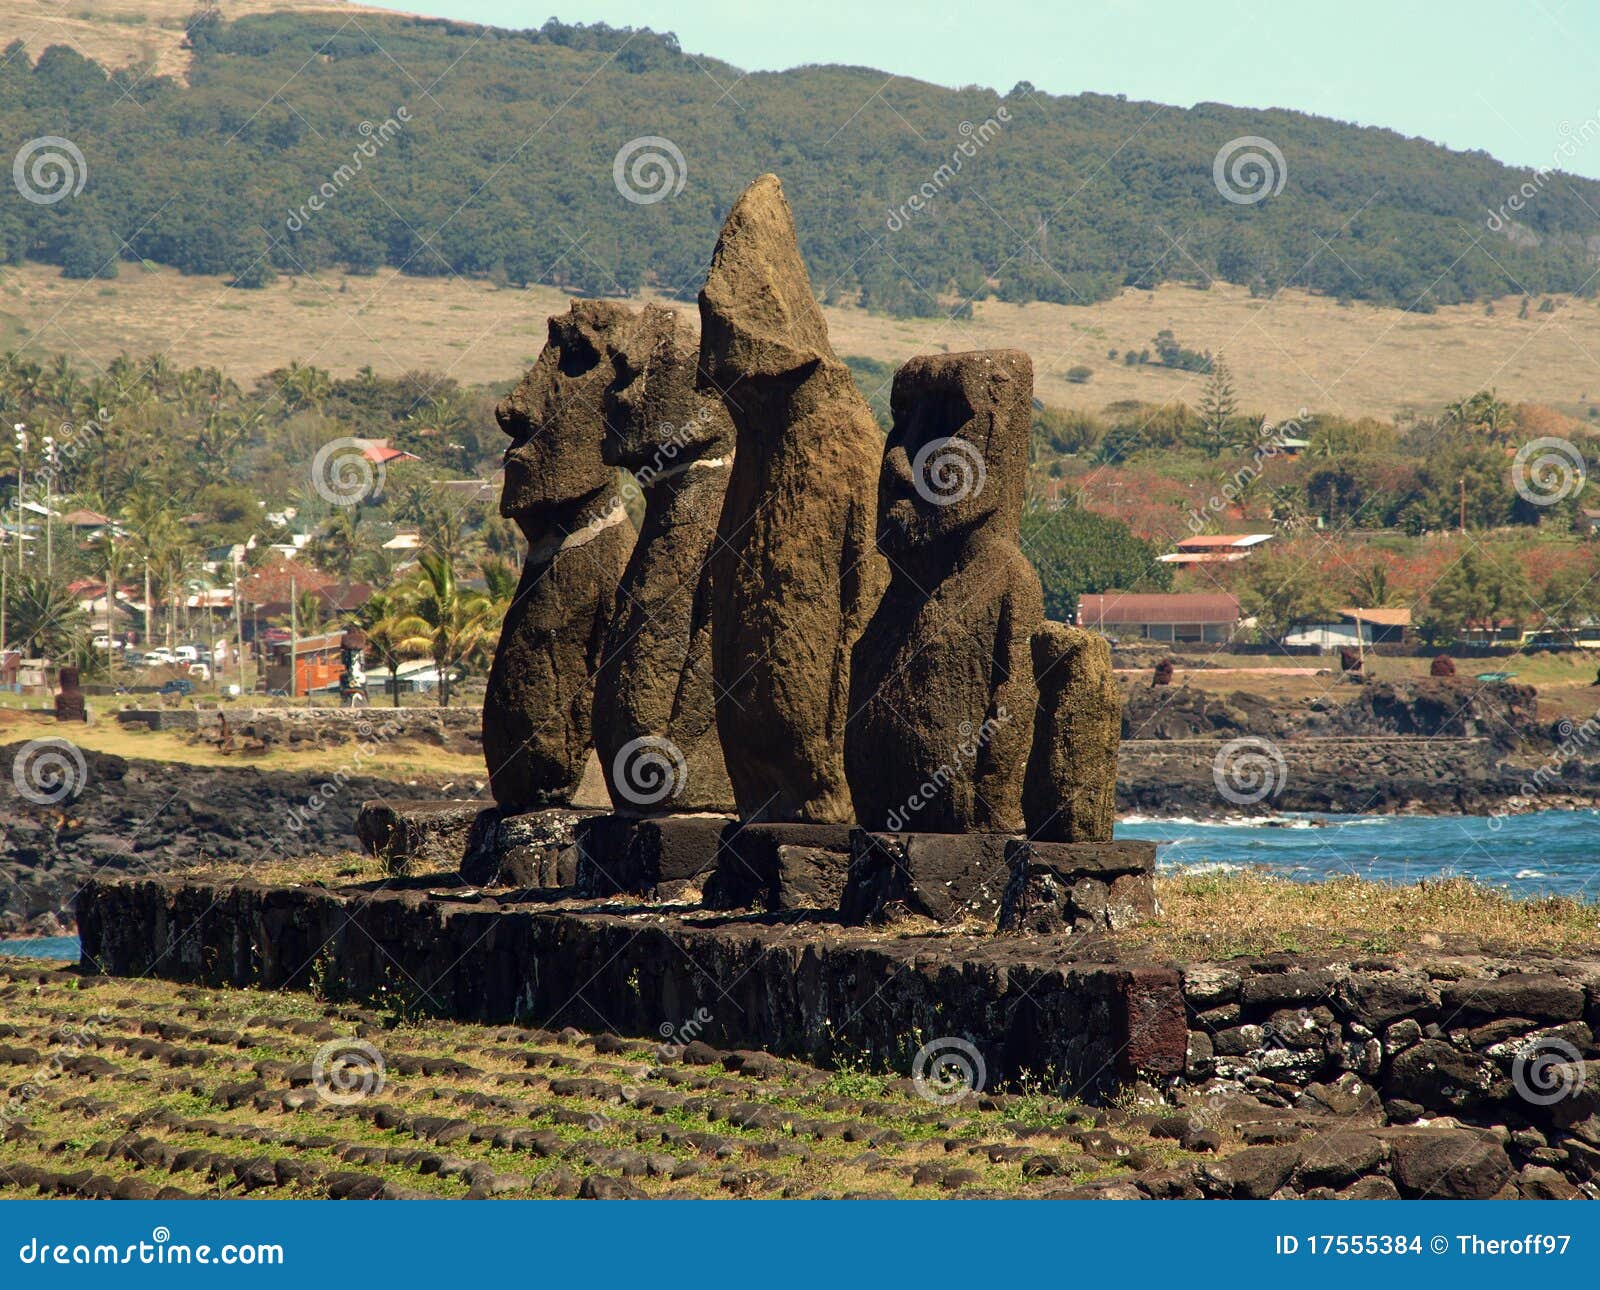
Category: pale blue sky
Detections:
[{"x1": 392, "y1": 0, "x2": 1600, "y2": 178}]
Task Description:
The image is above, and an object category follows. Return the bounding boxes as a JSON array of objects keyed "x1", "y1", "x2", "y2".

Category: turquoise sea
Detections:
[{"x1": 1119, "y1": 808, "x2": 1600, "y2": 901}]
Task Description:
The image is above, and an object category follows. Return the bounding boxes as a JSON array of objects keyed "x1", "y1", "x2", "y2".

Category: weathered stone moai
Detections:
[
  {"x1": 591, "y1": 303, "x2": 735, "y2": 814},
  {"x1": 54, "y1": 665, "x2": 86, "y2": 722},
  {"x1": 845, "y1": 350, "x2": 1041, "y2": 834},
  {"x1": 698, "y1": 173, "x2": 888, "y2": 823},
  {"x1": 482, "y1": 300, "x2": 637, "y2": 812},
  {"x1": 1021, "y1": 622, "x2": 1121, "y2": 843}
]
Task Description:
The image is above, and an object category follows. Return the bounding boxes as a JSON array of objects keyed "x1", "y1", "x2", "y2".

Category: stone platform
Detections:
[
  {"x1": 357, "y1": 800, "x2": 1158, "y2": 934},
  {"x1": 74, "y1": 875, "x2": 1184, "y2": 1097},
  {"x1": 73, "y1": 872, "x2": 1600, "y2": 1138}
]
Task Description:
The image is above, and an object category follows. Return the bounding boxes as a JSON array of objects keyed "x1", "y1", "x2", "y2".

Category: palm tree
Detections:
[
  {"x1": 404, "y1": 550, "x2": 494, "y2": 708},
  {"x1": 360, "y1": 592, "x2": 430, "y2": 707},
  {"x1": 6, "y1": 572, "x2": 85, "y2": 659},
  {"x1": 1348, "y1": 561, "x2": 1397, "y2": 608}
]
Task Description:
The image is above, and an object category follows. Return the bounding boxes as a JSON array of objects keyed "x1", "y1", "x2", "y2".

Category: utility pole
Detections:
[
  {"x1": 233, "y1": 552, "x2": 245, "y2": 697},
  {"x1": 41, "y1": 433, "x2": 53, "y2": 579},
  {"x1": 143, "y1": 559, "x2": 151, "y2": 646},
  {"x1": 1459, "y1": 476, "x2": 1467, "y2": 533},
  {"x1": 12, "y1": 424, "x2": 24, "y2": 576},
  {"x1": 289, "y1": 573, "x2": 298, "y2": 701}
]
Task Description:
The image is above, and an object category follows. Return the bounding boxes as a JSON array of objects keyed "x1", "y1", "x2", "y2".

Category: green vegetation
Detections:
[{"x1": 4, "y1": 11, "x2": 1599, "y2": 311}]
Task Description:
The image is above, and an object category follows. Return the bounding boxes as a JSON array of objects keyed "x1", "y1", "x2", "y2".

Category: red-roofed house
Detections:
[{"x1": 1078, "y1": 592, "x2": 1242, "y2": 643}]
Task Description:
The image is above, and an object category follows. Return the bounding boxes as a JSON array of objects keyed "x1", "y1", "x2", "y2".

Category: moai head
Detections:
[
  {"x1": 601, "y1": 303, "x2": 733, "y2": 475},
  {"x1": 496, "y1": 299, "x2": 636, "y2": 537},
  {"x1": 876, "y1": 350, "x2": 1032, "y2": 562}
]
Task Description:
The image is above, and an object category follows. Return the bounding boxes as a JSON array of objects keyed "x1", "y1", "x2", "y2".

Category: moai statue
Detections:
[
  {"x1": 482, "y1": 300, "x2": 637, "y2": 811},
  {"x1": 698, "y1": 174, "x2": 888, "y2": 823},
  {"x1": 592, "y1": 303, "x2": 735, "y2": 813},
  {"x1": 1022, "y1": 623, "x2": 1121, "y2": 843},
  {"x1": 845, "y1": 350, "x2": 1042, "y2": 834},
  {"x1": 54, "y1": 665, "x2": 86, "y2": 722}
]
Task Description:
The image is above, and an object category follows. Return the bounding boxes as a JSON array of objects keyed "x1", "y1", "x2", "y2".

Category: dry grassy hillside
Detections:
[
  {"x1": 0, "y1": 0, "x2": 379, "y2": 82},
  {"x1": 8, "y1": 260, "x2": 1600, "y2": 420}
]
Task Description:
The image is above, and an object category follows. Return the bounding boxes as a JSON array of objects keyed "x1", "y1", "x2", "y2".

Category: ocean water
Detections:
[
  {"x1": 0, "y1": 935, "x2": 79, "y2": 961},
  {"x1": 1118, "y1": 808, "x2": 1600, "y2": 901}
]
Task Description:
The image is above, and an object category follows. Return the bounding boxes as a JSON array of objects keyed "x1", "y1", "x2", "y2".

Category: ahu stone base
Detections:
[
  {"x1": 838, "y1": 831, "x2": 1156, "y2": 931},
  {"x1": 999, "y1": 838, "x2": 1158, "y2": 934},
  {"x1": 575, "y1": 813, "x2": 732, "y2": 899},
  {"x1": 700, "y1": 823, "x2": 853, "y2": 912}
]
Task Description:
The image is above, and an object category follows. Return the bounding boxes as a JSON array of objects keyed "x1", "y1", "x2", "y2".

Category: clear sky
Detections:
[{"x1": 388, "y1": 0, "x2": 1600, "y2": 179}]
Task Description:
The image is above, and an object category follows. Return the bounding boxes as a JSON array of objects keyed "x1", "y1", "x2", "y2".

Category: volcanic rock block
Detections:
[
  {"x1": 484, "y1": 299, "x2": 638, "y2": 812},
  {"x1": 846, "y1": 350, "x2": 1041, "y2": 834},
  {"x1": 459, "y1": 808, "x2": 586, "y2": 888},
  {"x1": 1022, "y1": 623, "x2": 1121, "y2": 843},
  {"x1": 997, "y1": 838, "x2": 1157, "y2": 934},
  {"x1": 356, "y1": 799, "x2": 490, "y2": 875},
  {"x1": 592, "y1": 303, "x2": 735, "y2": 813},
  {"x1": 700, "y1": 822, "x2": 852, "y2": 911},
  {"x1": 575, "y1": 812, "x2": 732, "y2": 899},
  {"x1": 837, "y1": 830, "x2": 1011, "y2": 926},
  {"x1": 698, "y1": 174, "x2": 888, "y2": 823}
]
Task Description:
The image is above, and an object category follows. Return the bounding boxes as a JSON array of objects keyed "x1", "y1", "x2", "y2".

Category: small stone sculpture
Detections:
[
  {"x1": 1022, "y1": 622, "x2": 1121, "y2": 843},
  {"x1": 845, "y1": 350, "x2": 1041, "y2": 834}
]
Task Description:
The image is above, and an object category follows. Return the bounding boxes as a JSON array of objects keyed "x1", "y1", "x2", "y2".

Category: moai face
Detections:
[
  {"x1": 876, "y1": 351, "x2": 1030, "y2": 561},
  {"x1": 601, "y1": 304, "x2": 731, "y2": 475},
  {"x1": 496, "y1": 300, "x2": 635, "y2": 535}
]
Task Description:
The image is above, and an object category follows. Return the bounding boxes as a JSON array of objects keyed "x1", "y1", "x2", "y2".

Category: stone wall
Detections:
[
  {"x1": 75, "y1": 872, "x2": 1600, "y2": 1173},
  {"x1": 77, "y1": 876, "x2": 1181, "y2": 1099}
]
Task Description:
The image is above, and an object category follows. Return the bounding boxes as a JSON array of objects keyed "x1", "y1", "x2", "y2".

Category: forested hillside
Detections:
[{"x1": 3, "y1": 9, "x2": 1598, "y2": 312}]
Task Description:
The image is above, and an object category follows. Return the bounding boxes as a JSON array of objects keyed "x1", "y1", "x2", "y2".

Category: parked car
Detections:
[
  {"x1": 158, "y1": 678, "x2": 195, "y2": 696},
  {"x1": 187, "y1": 662, "x2": 211, "y2": 682},
  {"x1": 91, "y1": 635, "x2": 125, "y2": 651},
  {"x1": 174, "y1": 646, "x2": 199, "y2": 663},
  {"x1": 145, "y1": 648, "x2": 176, "y2": 666}
]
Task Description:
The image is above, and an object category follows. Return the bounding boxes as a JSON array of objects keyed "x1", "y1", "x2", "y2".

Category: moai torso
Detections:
[
  {"x1": 592, "y1": 303, "x2": 735, "y2": 813},
  {"x1": 698, "y1": 174, "x2": 888, "y2": 823},
  {"x1": 483, "y1": 300, "x2": 637, "y2": 811},
  {"x1": 1023, "y1": 622, "x2": 1121, "y2": 842},
  {"x1": 845, "y1": 350, "x2": 1042, "y2": 834}
]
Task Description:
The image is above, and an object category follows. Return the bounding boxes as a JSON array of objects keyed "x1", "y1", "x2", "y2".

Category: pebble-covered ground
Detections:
[{"x1": 0, "y1": 959, "x2": 1577, "y2": 1200}]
